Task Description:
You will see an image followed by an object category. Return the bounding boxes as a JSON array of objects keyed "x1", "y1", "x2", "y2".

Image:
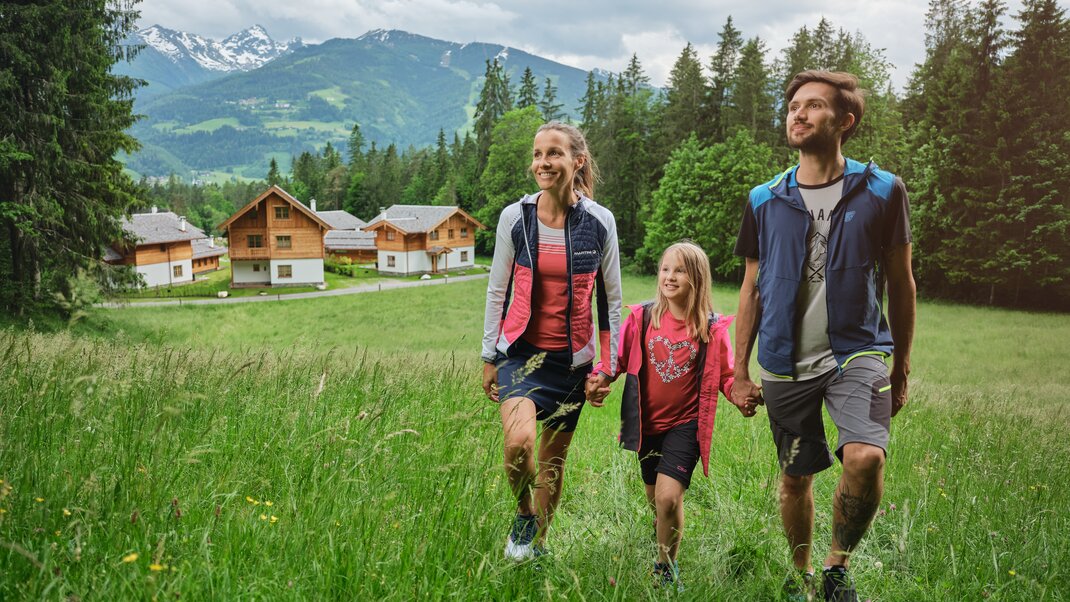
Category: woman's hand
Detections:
[{"x1": 482, "y1": 362, "x2": 500, "y2": 402}]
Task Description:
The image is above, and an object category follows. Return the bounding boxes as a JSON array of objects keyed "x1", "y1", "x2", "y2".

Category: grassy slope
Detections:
[{"x1": 1, "y1": 275, "x2": 1068, "y2": 600}]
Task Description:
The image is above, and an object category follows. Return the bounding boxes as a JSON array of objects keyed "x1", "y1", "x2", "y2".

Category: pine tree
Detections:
[
  {"x1": 473, "y1": 59, "x2": 514, "y2": 167},
  {"x1": 706, "y1": 16, "x2": 744, "y2": 142},
  {"x1": 578, "y1": 71, "x2": 604, "y2": 128},
  {"x1": 725, "y1": 38, "x2": 777, "y2": 147},
  {"x1": 660, "y1": 43, "x2": 707, "y2": 146},
  {"x1": 0, "y1": 0, "x2": 142, "y2": 312},
  {"x1": 539, "y1": 77, "x2": 565, "y2": 122},
  {"x1": 477, "y1": 106, "x2": 544, "y2": 252},
  {"x1": 267, "y1": 158, "x2": 282, "y2": 186},
  {"x1": 517, "y1": 67, "x2": 539, "y2": 109}
]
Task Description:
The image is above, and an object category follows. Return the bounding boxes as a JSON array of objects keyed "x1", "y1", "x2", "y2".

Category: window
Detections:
[
  {"x1": 461, "y1": 227, "x2": 469, "y2": 238},
  {"x1": 253, "y1": 263, "x2": 260, "y2": 272},
  {"x1": 159, "y1": 244, "x2": 167, "y2": 252},
  {"x1": 278, "y1": 264, "x2": 292, "y2": 278},
  {"x1": 173, "y1": 265, "x2": 183, "y2": 278},
  {"x1": 430, "y1": 230, "x2": 439, "y2": 241},
  {"x1": 448, "y1": 229, "x2": 455, "y2": 239},
  {"x1": 248, "y1": 235, "x2": 263, "y2": 248},
  {"x1": 274, "y1": 206, "x2": 290, "y2": 220},
  {"x1": 276, "y1": 235, "x2": 292, "y2": 249},
  {"x1": 386, "y1": 230, "x2": 395, "y2": 241},
  {"x1": 461, "y1": 251, "x2": 469, "y2": 262},
  {"x1": 387, "y1": 255, "x2": 396, "y2": 267}
]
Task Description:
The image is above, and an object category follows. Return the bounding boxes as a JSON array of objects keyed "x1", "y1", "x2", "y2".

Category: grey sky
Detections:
[{"x1": 138, "y1": 0, "x2": 1042, "y2": 91}]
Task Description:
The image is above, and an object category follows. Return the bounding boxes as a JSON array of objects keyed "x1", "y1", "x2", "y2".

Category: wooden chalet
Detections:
[
  {"x1": 192, "y1": 237, "x2": 226, "y2": 274},
  {"x1": 362, "y1": 205, "x2": 485, "y2": 275},
  {"x1": 218, "y1": 186, "x2": 333, "y2": 287},
  {"x1": 105, "y1": 209, "x2": 206, "y2": 288},
  {"x1": 316, "y1": 207, "x2": 377, "y2": 264}
]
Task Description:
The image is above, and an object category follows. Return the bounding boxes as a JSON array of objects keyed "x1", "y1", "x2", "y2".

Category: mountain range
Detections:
[
  {"x1": 116, "y1": 24, "x2": 302, "y2": 98},
  {"x1": 118, "y1": 27, "x2": 604, "y2": 181}
]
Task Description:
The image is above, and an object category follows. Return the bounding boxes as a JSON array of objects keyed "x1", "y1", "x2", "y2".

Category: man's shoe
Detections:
[
  {"x1": 822, "y1": 566, "x2": 858, "y2": 602},
  {"x1": 782, "y1": 569, "x2": 816, "y2": 601},
  {"x1": 503, "y1": 513, "x2": 538, "y2": 560}
]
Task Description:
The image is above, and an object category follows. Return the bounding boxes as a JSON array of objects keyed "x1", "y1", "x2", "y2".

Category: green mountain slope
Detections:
[{"x1": 126, "y1": 29, "x2": 602, "y2": 179}]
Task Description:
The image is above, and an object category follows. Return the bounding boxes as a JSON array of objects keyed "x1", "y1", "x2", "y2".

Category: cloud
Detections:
[{"x1": 136, "y1": 0, "x2": 1034, "y2": 90}]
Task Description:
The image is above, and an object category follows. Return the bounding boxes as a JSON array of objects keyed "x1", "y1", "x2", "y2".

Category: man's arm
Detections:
[
  {"x1": 731, "y1": 257, "x2": 763, "y2": 412},
  {"x1": 884, "y1": 243, "x2": 916, "y2": 417}
]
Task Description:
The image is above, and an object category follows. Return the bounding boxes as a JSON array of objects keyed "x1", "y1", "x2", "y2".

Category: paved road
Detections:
[{"x1": 97, "y1": 273, "x2": 489, "y2": 309}]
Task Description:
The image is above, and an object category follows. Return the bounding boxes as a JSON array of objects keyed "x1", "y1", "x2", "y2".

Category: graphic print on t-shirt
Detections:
[
  {"x1": 647, "y1": 335, "x2": 698, "y2": 383},
  {"x1": 805, "y1": 206, "x2": 830, "y2": 283}
]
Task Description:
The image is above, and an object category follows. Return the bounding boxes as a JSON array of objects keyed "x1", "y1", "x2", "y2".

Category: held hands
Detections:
[
  {"x1": 482, "y1": 362, "x2": 499, "y2": 402},
  {"x1": 729, "y1": 377, "x2": 764, "y2": 418},
  {"x1": 585, "y1": 373, "x2": 612, "y2": 407}
]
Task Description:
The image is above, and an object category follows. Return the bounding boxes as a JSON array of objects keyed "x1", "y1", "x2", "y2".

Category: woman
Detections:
[{"x1": 481, "y1": 121, "x2": 622, "y2": 560}]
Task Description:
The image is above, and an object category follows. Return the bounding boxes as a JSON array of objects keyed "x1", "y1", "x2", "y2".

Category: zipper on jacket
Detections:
[
  {"x1": 825, "y1": 161, "x2": 875, "y2": 372},
  {"x1": 517, "y1": 200, "x2": 537, "y2": 340},
  {"x1": 564, "y1": 202, "x2": 574, "y2": 367}
]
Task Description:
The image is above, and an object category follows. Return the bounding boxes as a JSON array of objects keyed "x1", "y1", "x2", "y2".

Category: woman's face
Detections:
[{"x1": 531, "y1": 129, "x2": 583, "y2": 193}]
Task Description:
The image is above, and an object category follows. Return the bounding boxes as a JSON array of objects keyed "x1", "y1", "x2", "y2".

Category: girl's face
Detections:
[
  {"x1": 531, "y1": 129, "x2": 584, "y2": 193},
  {"x1": 658, "y1": 250, "x2": 692, "y2": 305}
]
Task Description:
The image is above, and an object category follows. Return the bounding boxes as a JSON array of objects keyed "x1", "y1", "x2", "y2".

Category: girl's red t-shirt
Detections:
[{"x1": 640, "y1": 311, "x2": 701, "y2": 434}]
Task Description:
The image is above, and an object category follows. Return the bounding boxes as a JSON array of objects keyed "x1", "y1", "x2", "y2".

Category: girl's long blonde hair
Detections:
[
  {"x1": 536, "y1": 121, "x2": 600, "y2": 199},
  {"x1": 650, "y1": 241, "x2": 714, "y2": 343}
]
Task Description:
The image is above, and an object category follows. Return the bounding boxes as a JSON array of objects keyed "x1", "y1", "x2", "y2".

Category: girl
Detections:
[
  {"x1": 588, "y1": 241, "x2": 756, "y2": 587},
  {"x1": 481, "y1": 121, "x2": 622, "y2": 560}
]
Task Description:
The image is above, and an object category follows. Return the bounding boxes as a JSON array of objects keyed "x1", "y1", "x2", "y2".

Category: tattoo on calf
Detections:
[{"x1": 833, "y1": 487, "x2": 879, "y2": 551}]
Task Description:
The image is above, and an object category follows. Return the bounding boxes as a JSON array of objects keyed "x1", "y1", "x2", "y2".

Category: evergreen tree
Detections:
[
  {"x1": 0, "y1": 0, "x2": 142, "y2": 312},
  {"x1": 517, "y1": 67, "x2": 539, "y2": 109},
  {"x1": 473, "y1": 59, "x2": 514, "y2": 167},
  {"x1": 659, "y1": 43, "x2": 707, "y2": 147},
  {"x1": 539, "y1": 77, "x2": 565, "y2": 122},
  {"x1": 347, "y1": 123, "x2": 365, "y2": 167},
  {"x1": 266, "y1": 158, "x2": 282, "y2": 187},
  {"x1": 725, "y1": 38, "x2": 777, "y2": 147},
  {"x1": 578, "y1": 71, "x2": 604, "y2": 128},
  {"x1": 706, "y1": 16, "x2": 744, "y2": 142}
]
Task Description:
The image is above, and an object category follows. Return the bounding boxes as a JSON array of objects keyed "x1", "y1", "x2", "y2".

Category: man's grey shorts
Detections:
[{"x1": 761, "y1": 355, "x2": 892, "y2": 476}]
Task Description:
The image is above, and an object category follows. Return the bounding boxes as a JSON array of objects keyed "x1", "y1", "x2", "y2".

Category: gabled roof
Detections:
[
  {"x1": 121, "y1": 211, "x2": 206, "y2": 245},
  {"x1": 324, "y1": 230, "x2": 377, "y2": 251},
  {"x1": 317, "y1": 210, "x2": 366, "y2": 231},
  {"x1": 363, "y1": 205, "x2": 486, "y2": 234},
  {"x1": 192, "y1": 238, "x2": 227, "y2": 259},
  {"x1": 217, "y1": 185, "x2": 333, "y2": 231}
]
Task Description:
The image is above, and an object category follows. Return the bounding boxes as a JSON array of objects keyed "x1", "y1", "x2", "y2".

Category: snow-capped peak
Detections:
[{"x1": 137, "y1": 24, "x2": 298, "y2": 72}]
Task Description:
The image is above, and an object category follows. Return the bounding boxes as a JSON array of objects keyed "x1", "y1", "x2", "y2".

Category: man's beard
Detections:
[{"x1": 788, "y1": 122, "x2": 840, "y2": 153}]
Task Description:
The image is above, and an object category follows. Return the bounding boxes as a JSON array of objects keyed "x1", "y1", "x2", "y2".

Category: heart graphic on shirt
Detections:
[{"x1": 648, "y1": 336, "x2": 697, "y2": 383}]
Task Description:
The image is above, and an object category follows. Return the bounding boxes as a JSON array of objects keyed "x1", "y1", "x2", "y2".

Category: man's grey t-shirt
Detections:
[{"x1": 759, "y1": 175, "x2": 843, "y2": 382}]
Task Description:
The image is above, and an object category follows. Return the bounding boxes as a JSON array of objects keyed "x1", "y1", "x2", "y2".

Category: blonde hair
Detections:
[
  {"x1": 650, "y1": 241, "x2": 714, "y2": 343},
  {"x1": 536, "y1": 121, "x2": 600, "y2": 199}
]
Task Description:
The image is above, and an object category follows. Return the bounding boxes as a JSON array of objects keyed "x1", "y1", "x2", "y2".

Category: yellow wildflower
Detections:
[
  {"x1": 63, "y1": 508, "x2": 72, "y2": 516},
  {"x1": 270, "y1": 515, "x2": 278, "y2": 524},
  {"x1": 246, "y1": 496, "x2": 259, "y2": 505},
  {"x1": 35, "y1": 497, "x2": 44, "y2": 503},
  {"x1": 1009, "y1": 570, "x2": 1017, "y2": 576},
  {"x1": 122, "y1": 553, "x2": 139, "y2": 563},
  {"x1": 264, "y1": 501, "x2": 273, "y2": 507},
  {"x1": 54, "y1": 530, "x2": 61, "y2": 536},
  {"x1": 149, "y1": 563, "x2": 167, "y2": 571},
  {"x1": 259, "y1": 514, "x2": 267, "y2": 521}
]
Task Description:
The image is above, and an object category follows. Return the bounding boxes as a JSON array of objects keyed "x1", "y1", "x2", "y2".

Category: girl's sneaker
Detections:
[
  {"x1": 653, "y1": 561, "x2": 684, "y2": 592},
  {"x1": 782, "y1": 569, "x2": 816, "y2": 601},
  {"x1": 504, "y1": 513, "x2": 538, "y2": 560}
]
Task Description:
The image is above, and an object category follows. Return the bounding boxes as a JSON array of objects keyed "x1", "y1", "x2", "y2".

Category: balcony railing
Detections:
[{"x1": 230, "y1": 248, "x2": 270, "y2": 260}]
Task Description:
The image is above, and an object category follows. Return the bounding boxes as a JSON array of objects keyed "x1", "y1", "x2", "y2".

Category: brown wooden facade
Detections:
[{"x1": 192, "y1": 255, "x2": 221, "y2": 274}]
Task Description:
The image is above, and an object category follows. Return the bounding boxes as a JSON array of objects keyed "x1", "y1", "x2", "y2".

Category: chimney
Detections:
[
  {"x1": 151, "y1": 205, "x2": 158, "y2": 214},
  {"x1": 310, "y1": 198, "x2": 317, "y2": 213},
  {"x1": 208, "y1": 236, "x2": 215, "y2": 248},
  {"x1": 179, "y1": 216, "x2": 187, "y2": 232}
]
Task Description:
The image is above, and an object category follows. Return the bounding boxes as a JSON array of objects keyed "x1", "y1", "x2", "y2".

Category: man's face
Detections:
[{"x1": 786, "y1": 82, "x2": 847, "y2": 152}]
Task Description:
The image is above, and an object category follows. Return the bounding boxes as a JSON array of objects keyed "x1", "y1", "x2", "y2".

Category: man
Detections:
[{"x1": 730, "y1": 71, "x2": 916, "y2": 602}]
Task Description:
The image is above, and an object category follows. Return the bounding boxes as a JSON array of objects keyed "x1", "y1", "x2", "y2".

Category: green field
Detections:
[
  {"x1": 176, "y1": 118, "x2": 242, "y2": 134},
  {"x1": 1, "y1": 276, "x2": 1068, "y2": 599}
]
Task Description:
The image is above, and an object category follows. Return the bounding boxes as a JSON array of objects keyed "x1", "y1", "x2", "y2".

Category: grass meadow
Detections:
[{"x1": 1, "y1": 275, "x2": 1068, "y2": 600}]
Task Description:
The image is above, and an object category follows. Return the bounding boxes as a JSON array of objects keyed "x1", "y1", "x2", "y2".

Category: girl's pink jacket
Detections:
[{"x1": 594, "y1": 303, "x2": 735, "y2": 477}]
